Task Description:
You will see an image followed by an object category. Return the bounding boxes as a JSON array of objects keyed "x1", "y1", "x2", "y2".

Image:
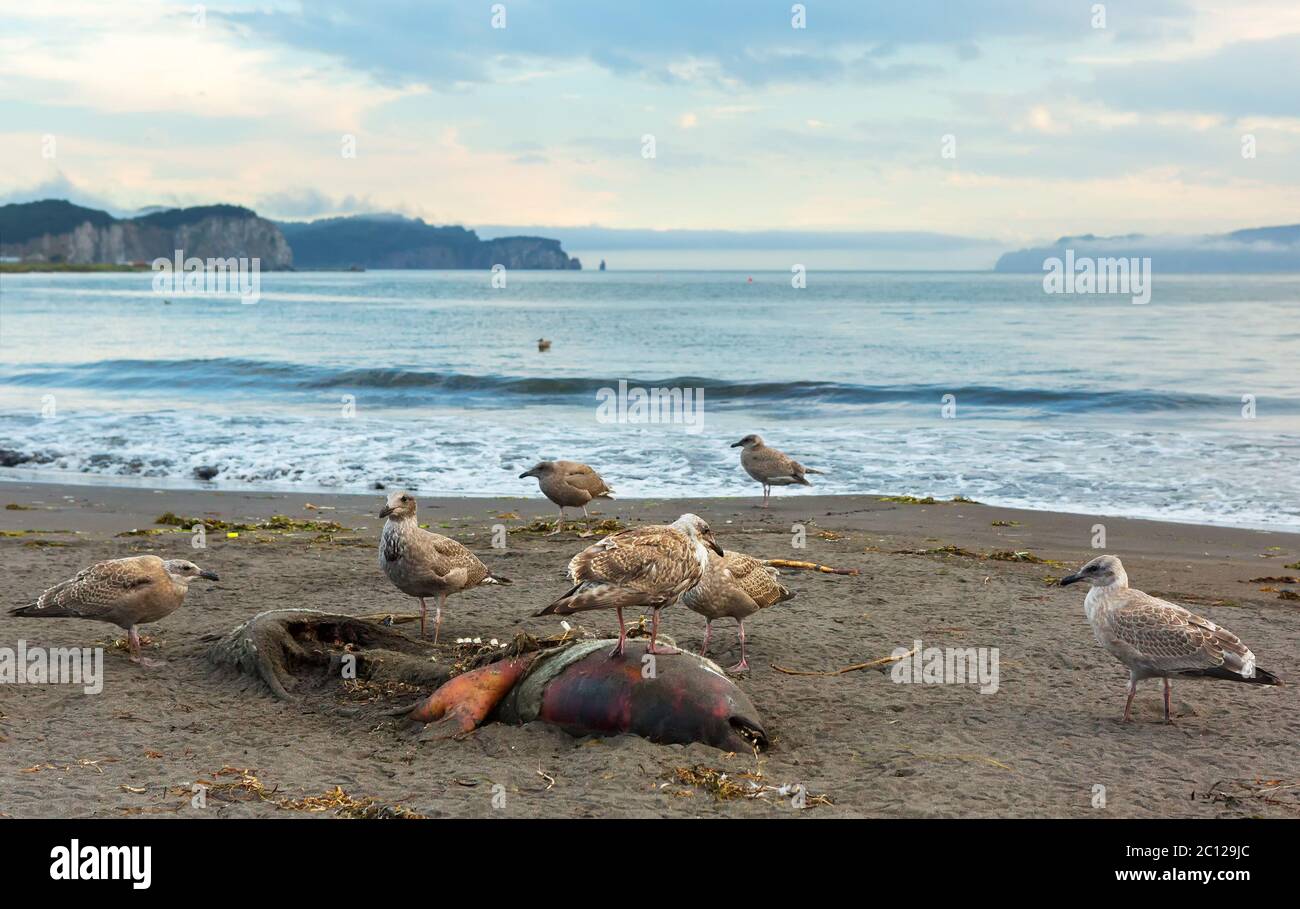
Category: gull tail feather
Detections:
[{"x1": 1186, "y1": 665, "x2": 1282, "y2": 686}]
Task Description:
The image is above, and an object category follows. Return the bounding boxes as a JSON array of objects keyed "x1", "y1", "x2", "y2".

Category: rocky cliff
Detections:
[
  {"x1": 276, "y1": 214, "x2": 581, "y2": 269},
  {"x1": 0, "y1": 200, "x2": 293, "y2": 268}
]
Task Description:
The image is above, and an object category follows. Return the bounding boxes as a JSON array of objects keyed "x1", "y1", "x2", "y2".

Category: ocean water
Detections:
[{"x1": 0, "y1": 270, "x2": 1297, "y2": 530}]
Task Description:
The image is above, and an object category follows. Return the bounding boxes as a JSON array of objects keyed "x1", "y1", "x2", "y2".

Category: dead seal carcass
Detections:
[
  {"x1": 410, "y1": 639, "x2": 768, "y2": 752},
  {"x1": 207, "y1": 610, "x2": 767, "y2": 752}
]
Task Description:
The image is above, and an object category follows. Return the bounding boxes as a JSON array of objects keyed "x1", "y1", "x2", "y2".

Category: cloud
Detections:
[
  {"x1": 233, "y1": 0, "x2": 1194, "y2": 88},
  {"x1": 1090, "y1": 34, "x2": 1300, "y2": 118}
]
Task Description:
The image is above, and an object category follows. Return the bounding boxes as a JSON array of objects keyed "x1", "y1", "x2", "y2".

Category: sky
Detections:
[{"x1": 2, "y1": 0, "x2": 1299, "y2": 266}]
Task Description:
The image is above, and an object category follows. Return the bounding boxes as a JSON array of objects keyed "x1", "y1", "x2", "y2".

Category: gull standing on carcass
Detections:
[
  {"x1": 518, "y1": 460, "x2": 614, "y2": 535},
  {"x1": 535, "y1": 514, "x2": 724, "y2": 657},
  {"x1": 730, "y1": 434, "x2": 822, "y2": 507},
  {"x1": 378, "y1": 491, "x2": 511, "y2": 643},
  {"x1": 1059, "y1": 555, "x2": 1282, "y2": 723},
  {"x1": 682, "y1": 550, "x2": 794, "y2": 671},
  {"x1": 9, "y1": 555, "x2": 219, "y2": 666}
]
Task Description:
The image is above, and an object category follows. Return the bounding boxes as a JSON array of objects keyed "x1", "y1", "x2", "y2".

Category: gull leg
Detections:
[
  {"x1": 127, "y1": 625, "x2": 165, "y2": 668},
  {"x1": 549, "y1": 507, "x2": 564, "y2": 536},
  {"x1": 608, "y1": 606, "x2": 627, "y2": 658},
  {"x1": 418, "y1": 597, "x2": 428, "y2": 639},
  {"x1": 1163, "y1": 678, "x2": 1173, "y2": 724},
  {"x1": 433, "y1": 593, "x2": 445, "y2": 645},
  {"x1": 727, "y1": 620, "x2": 749, "y2": 673},
  {"x1": 646, "y1": 608, "x2": 679, "y2": 655},
  {"x1": 1123, "y1": 677, "x2": 1137, "y2": 723},
  {"x1": 700, "y1": 620, "x2": 712, "y2": 655}
]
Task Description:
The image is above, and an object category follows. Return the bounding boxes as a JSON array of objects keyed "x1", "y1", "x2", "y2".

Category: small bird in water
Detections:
[
  {"x1": 378, "y1": 491, "x2": 510, "y2": 642},
  {"x1": 682, "y1": 550, "x2": 794, "y2": 672},
  {"x1": 1059, "y1": 554, "x2": 1282, "y2": 722},
  {"x1": 9, "y1": 556, "x2": 219, "y2": 666},
  {"x1": 518, "y1": 460, "x2": 614, "y2": 535},
  {"x1": 731, "y1": 434, "x2": 823, "y2": 507},
  {"x1": 537, "y1": 338, "x2": 552, "y2": 352},
  {"x1": 535, "y1": 514, "x2": 723, "y2": 657}
]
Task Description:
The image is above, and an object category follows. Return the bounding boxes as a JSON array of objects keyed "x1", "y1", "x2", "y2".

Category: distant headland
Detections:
[{"x1": 0, "y1": 200, "x2": 582, "y2": 271}]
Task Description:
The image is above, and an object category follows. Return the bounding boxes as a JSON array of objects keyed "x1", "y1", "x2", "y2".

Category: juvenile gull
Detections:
[
  {"x1": 1060, "y1": 554, "x2": 1282, "y2": 722},
  {"x1": 378, "y1": 491, "x2": 511, "y2": 643},
  {"x1": 730, "y1": 434, "x2": 823, "y2": 507},
  {"x1": 682, "y1": 550, "x2": 795, "y2": 671},
  {"x1": 9, "y1": 556, "x2": 219, "y2": 666},
  {"x1": 518, "y1": 460, "x2": 614, "y2": 534},
  {"x1": 535, "y1": 513, "x2": 723, "y2": 657}
]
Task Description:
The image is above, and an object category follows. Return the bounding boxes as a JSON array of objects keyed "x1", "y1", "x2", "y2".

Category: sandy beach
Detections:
[{"x1": 1, "y1": 479, "x2": 1296, "y2": 819}]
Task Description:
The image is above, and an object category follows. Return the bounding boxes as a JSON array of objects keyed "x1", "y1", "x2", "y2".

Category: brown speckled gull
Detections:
[
  {"x1": 518, "y1": 460, "x2": 614, "y2": 534},
  {"x1": 535, "y1": 513, "x2": 723, "y2": 657},
  {"x1": 730, "y1": 434, "x2": 822, "y2": 507},
  {"x1": 1059, "y1": 554, "x2": 1282, "y2": 722},
  {"x1": 682, "y1": 549, "x2": 794, "y2": 671},
  {"x1": 378, "y1": 490, "x2": 510, "y2": 642},
  {"x1": 9, "y1": 555, "x2": 219, "y2": 666}
]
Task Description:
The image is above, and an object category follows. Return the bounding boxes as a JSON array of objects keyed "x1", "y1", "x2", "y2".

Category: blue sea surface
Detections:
[{"x1": 0, "y1": 270, "x2": 1296, "y2": 529}]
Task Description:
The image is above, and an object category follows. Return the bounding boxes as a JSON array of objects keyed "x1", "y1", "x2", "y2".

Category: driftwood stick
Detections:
[
  {"x1": 762, "y1": 558, "x2": 860, "y2": 576},
  {"x1": 772, "y1": 646, "x2": 917, "y2": 677}
]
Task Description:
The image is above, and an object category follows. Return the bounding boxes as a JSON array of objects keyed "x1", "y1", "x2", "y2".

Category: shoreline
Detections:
[
  {"x1": 2, "y1": 470, "x2": 1295, "y2": 535},
  {"x1": 2, "y1": 480, "x2": 1297, "y2": 817}
]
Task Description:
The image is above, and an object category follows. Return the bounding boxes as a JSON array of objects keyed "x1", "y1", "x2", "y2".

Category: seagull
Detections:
[
  {"x1": 378, "y1": 491, "x2": 510, "y2": 643},
  {"x1": 730, "y1": 434, "x2": 822, "y2": 507},
  {"x1": 9, "y1": 556, "x2": 219, "y2": 666},
  {"x1": 534, "y1": 513, "x2": 723, "y2": 657},
  {"x1": 518, "y1": 460, "x2": 614, "y2": 534},
  {"x1": 537, "y1": 338, "x2": 552, "y2": 352},
  {"x1": 682, "y1": 550, "x2": 794, "y2": 672},
  {"x1": 1059, "y1": 554, "x2": 1282, "y2": 723}
]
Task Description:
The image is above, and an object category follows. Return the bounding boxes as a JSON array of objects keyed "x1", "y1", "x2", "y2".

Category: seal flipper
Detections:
[{"x1": 407, "y1": 655, "x2": 538, "y2": 732}]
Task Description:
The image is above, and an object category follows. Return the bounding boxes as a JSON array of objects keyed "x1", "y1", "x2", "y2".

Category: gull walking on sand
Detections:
[
  {"x1": 682, "y1": 550, "x2": 795, "y2": 672},
  {"x1": 1059, "y1": 555, "x2": 1282, "y2": 723},
  {"x1": 518, "y1": 460, "x2": 614, "y2": 535},
  {"x1": 535, "y1": 514, "x2": 723, "y2": 657},
  {"x1": 379, "y1": 491, "x2": 511, "y2": 643},
  {"x1": 9, "y1": 556, "x2": 219, "y2": 666},
  {"x1": 731, "y1": 434, "x2": 823, "y2": 507}
]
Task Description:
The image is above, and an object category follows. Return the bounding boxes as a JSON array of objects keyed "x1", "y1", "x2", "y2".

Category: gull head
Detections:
[
  {"x1": 163, "y1": 559, "x2": 219, "y2": 584},
  {"x1": 1059, "y1": 554, "x2": 1128, "y2": 589},
  {"x1": 730, "y1": 434, "x2": 763, "y2": 450},
  {"x1": 518, "y1": 461, "x2": 554, "y2": 480},
  {"x1": 379, "y1": 490, "x2": 418, "y2": 520},
  {"x1": 672, "y1": 513, "x2": 725, "y2": 557}
]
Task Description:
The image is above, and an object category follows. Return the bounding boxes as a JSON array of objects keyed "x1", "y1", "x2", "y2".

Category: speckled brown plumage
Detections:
[{"x1": 682, "y1": 550, "x2": 794, "y2": 671}]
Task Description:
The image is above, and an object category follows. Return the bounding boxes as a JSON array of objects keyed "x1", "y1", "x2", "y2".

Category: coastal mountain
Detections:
[
  {"x1": 276, "y1": 214, "x2": 581, "y2": 270},
  {"x1": 0, "y1": 200, "x2": 294, "y2": 268},
  {"x1": 0, "y1": 201, "x2": 582, "y2": 271},
  {"x1": 994, "y1": 224, "x2": 1300, "y2": 273}
]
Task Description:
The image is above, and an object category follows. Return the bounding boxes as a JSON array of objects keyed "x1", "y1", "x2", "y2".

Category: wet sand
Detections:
[{"x1": 2, "y1": 480, "x2": 1297, "y2": 818}]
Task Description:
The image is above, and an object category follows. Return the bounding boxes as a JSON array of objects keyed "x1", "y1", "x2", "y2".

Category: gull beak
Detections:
[
  {"x1": 199, "y1": 569, "x2": 220, "y2": 581},
  {"x1": 706, "y1": 533, "x2": 724, "y2": 557},
  {"x1": 729, "y1": 440, "x2": 743, "y2": 448},
  {"x1": 379, "y1": 505, "x2": 393, "y2": 518},
  {"x1": 518, "y1": 470, "x2": 534, "y2": 479},
  {"x1": 1058, "y1": 572, "x2": 1083, "y2": 586}
]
